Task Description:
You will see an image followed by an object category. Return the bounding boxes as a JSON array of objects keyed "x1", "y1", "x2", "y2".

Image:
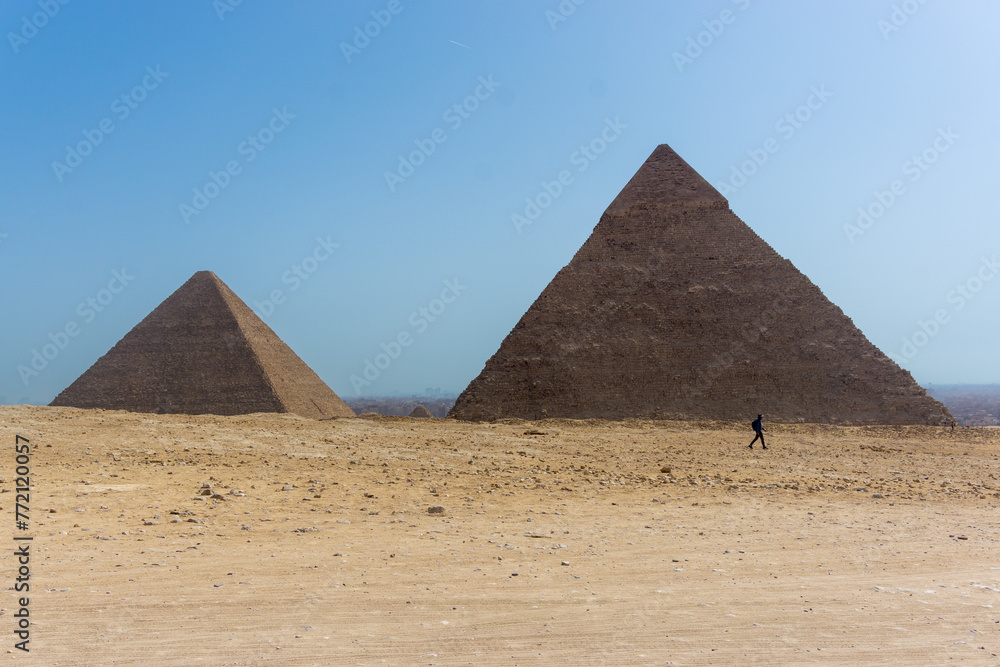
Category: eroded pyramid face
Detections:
[
  {"x1": 450, "y1": 145, "x2": 951, "y2": 425},
  {"x1": 50, "y1": 271, "x2": 354, "y2": 419}
]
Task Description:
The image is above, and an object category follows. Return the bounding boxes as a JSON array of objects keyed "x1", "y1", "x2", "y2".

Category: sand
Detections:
[{"x1": 1, "y1": 406, "x2": 999, "y2": 665}]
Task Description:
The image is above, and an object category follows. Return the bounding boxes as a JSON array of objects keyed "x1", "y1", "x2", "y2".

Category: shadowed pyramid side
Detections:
[
  {"x1": 50, "y1": 271, "x2": 354, "y2": 419},
  {"x1": 450, "y1": 144, "x2": 951, "y2": 425}
]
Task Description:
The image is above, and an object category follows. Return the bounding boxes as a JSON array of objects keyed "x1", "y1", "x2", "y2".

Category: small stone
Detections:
[
  {"x1": 428, "y1": 506, "x2": 445, "y2": 514},
  {"x1": 561, "y1": 561, "x2": 570, "y2": 566},
  {"x1": 660, "y1": 466, "x2": 671, "y2": 474}
]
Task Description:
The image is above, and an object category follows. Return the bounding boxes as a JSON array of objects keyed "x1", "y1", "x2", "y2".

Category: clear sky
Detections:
[{"x1": 2, "y1": 0, "x2": 998, "y2": 405}]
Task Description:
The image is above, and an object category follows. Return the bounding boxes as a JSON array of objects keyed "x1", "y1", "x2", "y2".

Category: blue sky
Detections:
[{"x1": 2, "y1": 0, "x2": 998, "y2": 404}]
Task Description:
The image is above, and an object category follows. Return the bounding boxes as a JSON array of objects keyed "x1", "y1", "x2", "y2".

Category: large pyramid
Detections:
[
  {"x1": 51, "y1": 271, "x2": 354, "y2": 419},
  {"x1": 450, "y1": 145, "x2": 951, "y2": 425}
]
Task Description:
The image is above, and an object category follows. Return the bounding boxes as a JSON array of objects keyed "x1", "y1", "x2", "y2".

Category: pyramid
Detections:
[
  {"x1": 450, "y1": 145, "x2": 951, "y2": 425},
  {"x1": 409, "y1": 405, "x2": 434, "y2": 418},
  {"x1": 50, "y1": 271, "x2": 354, "y2": 419}
]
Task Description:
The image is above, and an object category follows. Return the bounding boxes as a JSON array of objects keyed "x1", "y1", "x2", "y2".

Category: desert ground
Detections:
[{"x1": 2, "y1": 406, "x2": 999, "y2": 666}]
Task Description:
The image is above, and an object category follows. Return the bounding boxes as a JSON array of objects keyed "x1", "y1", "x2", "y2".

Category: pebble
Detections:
[{"x1": 428, "y1": 506, "x2": 445, "y2": 514}]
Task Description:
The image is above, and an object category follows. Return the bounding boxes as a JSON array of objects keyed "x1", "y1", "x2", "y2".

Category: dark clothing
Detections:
[{"x1": 749, "y1": 417, "x2": 766, "y2": 449}]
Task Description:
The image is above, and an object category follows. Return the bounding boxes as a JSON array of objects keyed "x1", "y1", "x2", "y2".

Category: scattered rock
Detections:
[{"x1": 428, "y1": 506, "x2": 445, "y2": 514}]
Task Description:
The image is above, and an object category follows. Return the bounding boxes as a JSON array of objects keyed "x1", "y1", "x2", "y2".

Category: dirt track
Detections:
[{"x1": 2, "y1": 406, "x2": 999, "y2": 665}]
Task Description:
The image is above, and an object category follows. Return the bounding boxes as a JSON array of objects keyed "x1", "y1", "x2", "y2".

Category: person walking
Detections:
[{"x1": 749, "y1": 414, "x2": 766, "y2": 450}]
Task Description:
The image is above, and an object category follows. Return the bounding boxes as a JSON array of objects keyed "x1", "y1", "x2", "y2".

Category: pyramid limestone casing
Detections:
[
  {"x1": 51, "y1": 271, "x2": 354, "y2": 419},
  {"x1": 450, "y1": 145, "x2": 952, "y2": 425}
]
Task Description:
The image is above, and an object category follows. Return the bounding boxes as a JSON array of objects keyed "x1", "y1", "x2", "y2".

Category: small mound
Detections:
[
  {"x1": 409, "y1": 405, "x2": 434, "y2": 418},
  {"x1": 357, "y1": 411, "x2": 385, "y2": 419}
]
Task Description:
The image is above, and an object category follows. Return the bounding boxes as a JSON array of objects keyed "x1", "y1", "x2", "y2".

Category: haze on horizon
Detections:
[{"x1": 2, "y1": 1, "x2": 998, "y2": 406}]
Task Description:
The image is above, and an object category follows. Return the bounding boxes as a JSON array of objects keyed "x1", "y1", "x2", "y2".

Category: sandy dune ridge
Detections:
[{"x1": 1, "y1": 406, "x2": 999, "y2": 665}]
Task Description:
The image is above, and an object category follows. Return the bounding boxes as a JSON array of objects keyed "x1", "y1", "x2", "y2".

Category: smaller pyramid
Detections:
[
  {"x1": 50, "y1": 271, "x2": 354, "y2": 419},
  {"x1": 409, "y1": 405, "x2": 433, "y2": 418}
]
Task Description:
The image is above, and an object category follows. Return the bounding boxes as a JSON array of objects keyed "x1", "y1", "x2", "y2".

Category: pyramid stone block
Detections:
[
  {"x1": 51, "y1": 271, "x2": 354, "y2": 419},
  {"x1": 450, "y1": 145, "x2": 951, "y2": 425}
]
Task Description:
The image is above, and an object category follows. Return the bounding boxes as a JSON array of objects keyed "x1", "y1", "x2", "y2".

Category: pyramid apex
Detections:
[{"x1": 604, "y1": 144, "x2": 726, "y2": 215}]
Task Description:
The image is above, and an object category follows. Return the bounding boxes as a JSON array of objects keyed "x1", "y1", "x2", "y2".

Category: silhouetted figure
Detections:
[{"x1": 749, "y1": 414, "x2": 766, "y2": 449}]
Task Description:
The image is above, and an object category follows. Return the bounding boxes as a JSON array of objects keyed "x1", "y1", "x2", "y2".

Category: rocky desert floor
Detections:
[{"x1": 1, "y1": 405, "x2": 999, "y2": 666}]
